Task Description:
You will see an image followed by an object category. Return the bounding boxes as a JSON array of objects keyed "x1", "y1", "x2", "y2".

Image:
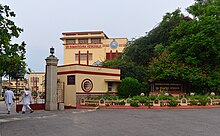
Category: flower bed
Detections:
[{"x1": 80, "y1": 94, "x2": 220, "y2": 108}]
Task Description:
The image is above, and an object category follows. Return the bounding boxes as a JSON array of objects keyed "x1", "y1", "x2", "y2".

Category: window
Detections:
[
  {"x1": 67, "y1": 75, "x2": 75, "y2": 85},
  {"x1": 75, "y1": 53, "x2": 93, "y2": 61},
  {"x1": 91, "y1": 38, "x2": 101, "y2": 44},
  {"x1": 75, "y1": 54, "x2": 78, "y2": 61},
  {"x1": 106, "y1": 53, "x2": 121, "y2": 60},
  {"x1": 31, "y1": 77, "x2": 39, "y2": 82},
  {"x1": 78, "y1": 39, "x2": 88, "y2": 44},
  {"x1": 66, "y1": 39, "x2": 75, "y2": 44},
  {"x1": 108, "y1": 82, "x2": 113, "y2": 92}
]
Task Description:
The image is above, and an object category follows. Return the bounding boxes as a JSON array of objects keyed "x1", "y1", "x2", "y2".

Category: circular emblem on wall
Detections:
[
  {"x1": 110, "y1": 39, "x2": 118, "y2": 49},
  {"x1": 81, "y1": 79, "x2": 93, "y2": 92}
]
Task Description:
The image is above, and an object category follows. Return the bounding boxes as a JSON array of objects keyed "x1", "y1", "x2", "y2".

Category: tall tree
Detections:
[
  {"x1": 123, "y1": 9, "x2": 187, "y2": 66},
  {"x1": 149, "y1": 0, "x2": 220, "y2": 93},
  {"x1": 102, "y1": 55, "x2": 148, "y2": 83},
  {"x1": 0, "y1": 4, "x2": 26, "y2": 80}
]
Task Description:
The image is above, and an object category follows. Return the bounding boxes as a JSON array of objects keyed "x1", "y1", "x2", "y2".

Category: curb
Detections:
[{"x1": 77, "y1": 105, "x2": 220, "y2": 110}]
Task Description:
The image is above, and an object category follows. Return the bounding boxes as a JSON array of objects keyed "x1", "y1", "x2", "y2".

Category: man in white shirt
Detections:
[
  {"x1": 20, "y1": 86, "x2": 34, "y2": 114},
  {"x1": 4, "y1": 86, "x2": 15, "y2": 114}
]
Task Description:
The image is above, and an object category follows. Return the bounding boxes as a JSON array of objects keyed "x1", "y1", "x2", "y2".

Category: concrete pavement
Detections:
[{"x1": 1, "y1": 101, "x2": 220, "y2": 136}]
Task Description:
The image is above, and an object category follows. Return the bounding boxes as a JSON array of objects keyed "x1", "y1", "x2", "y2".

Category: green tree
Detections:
[
  {"x1": 166, "y1": 0, "x2": 220, "y2": 92},
  {"x1": 147, "y1": 51, "x2": 219, "y2": 93},
  {"x1": 123, "y1": 9, "x2": 187, "y2": 66},
  {"x1": 102, "y1": 56, "x2": 148, "y2": 83},
  {"x1": 0, "y1": 4, "x2": 26, "y2": 80},
  {"x1": 117, "y1": 77, "x2": 142, "y2": 98}
]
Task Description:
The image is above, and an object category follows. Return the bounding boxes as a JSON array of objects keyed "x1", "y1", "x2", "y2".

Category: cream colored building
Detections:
[
  {"x1": 58, "y1": 31, "x2": 125, "y2": 107},
  {"x1": 28, "y1": 72, "x2": 45, "y2": 93},
  {"x1": 2, "y1": 80, "x2": 27, "y2": 91},
  {"x1": 57, "y1": 64, "x2": 121, "y2": 107},
  {"x1": 28, "y1": 31, "x2": 124, "y2": 108},
  {"x1": 60, "y1": 31, "x2": 128, "y2": 65}
]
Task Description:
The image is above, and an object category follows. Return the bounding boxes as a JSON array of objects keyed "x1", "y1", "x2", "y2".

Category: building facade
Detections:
[
  {"x1": 28, "y1": 72, "x2": 45, "y2": 94},
  {"x1": 60, "y1": 31, "x2": 128, "y2": 65},
  {"x1": 2, "y1": 80, "x2": 26, "y2": 92},
  {"x1": 57, "y1": 64, "x2": 121, "y2": 107},
  {"x1": 25, "y1": 31, "x2": 125, "y2": 108}
]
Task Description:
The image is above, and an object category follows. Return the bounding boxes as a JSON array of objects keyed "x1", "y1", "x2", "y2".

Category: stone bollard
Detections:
[{"x1": 58, "y1": 103, "x2": 65, "y2": 111}]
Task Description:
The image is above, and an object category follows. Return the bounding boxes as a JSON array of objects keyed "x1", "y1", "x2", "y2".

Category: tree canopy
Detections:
[
  {"x1": 0, "y1": 4, "x2": 26, "y2": 79},
  {"x1": 103, "y1": 0, "x2": 220, "y2": 94}
]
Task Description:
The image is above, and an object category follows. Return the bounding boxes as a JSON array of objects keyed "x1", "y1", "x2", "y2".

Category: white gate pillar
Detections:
[{"x1": 45, "y1": 47, "x2": 59, "y2": 111}]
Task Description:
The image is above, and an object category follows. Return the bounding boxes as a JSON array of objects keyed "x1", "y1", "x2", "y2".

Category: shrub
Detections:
[
  {"x1": 168, "y1": 99, "x2": 178, "y2": 107},
  {"x1": 31, "y1": 91, "x2": 38, "y2": 97},
  {"x1": 199, "y1": 97, "x2": 208, "y2": 106},
  {"x1": 189, "y1": 100, "x2": 197, "y2": 106},
  {"x1": 118, "y1": 77, "x2": 141, "y2": 98},
  {"x1": 130, "y1": 101, "x2": 139, "y2": 107},
  {"x1": 131, "y1": 96, "x2": 142, "y2": 101},
  {"x1": 149, "y1": 94, "x2": 157, "y2": 100},
  {"x1": 138, "y1": 97, "x2": 148, "y2": 105},
  {"x1": 119, "y1": 101, "x2": 126, "y2": 105},
  {"x1": 144, "y1": 101, "x2": 150, "y2": 106},
  {"x1": 88, "y1": 104, "x2": 97, "y2": 107}
]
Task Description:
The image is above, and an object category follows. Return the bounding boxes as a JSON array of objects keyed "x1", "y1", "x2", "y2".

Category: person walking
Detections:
[
  {"x1": 4, "y1": 86, "x2": 15, "y2": 114},
  {"x1": 20, "y1": 86, "x2": 34, "y2": 114}
]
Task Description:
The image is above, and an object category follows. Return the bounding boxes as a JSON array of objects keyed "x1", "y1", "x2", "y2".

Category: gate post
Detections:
[{"x1": 45, "y1": 47, "x2": 59, "y2": 110}]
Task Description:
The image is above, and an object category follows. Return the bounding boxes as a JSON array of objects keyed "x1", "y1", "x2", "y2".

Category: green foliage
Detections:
[
  {"x1": 103, "y1": 95, "x2": 119, "y2": 100},
  {"x1": 198, "y1": 97, "x2": 208, "y2": 106},
  {"x1": 88, "y1": 104, "x2": 97, "y2": 107},
  {"x1": 103, "y1": 1, "x2": 220, "y2": 94},
  {"x1": 189, "y1": 100, "x2": 198, "y2": 106},
  {"x1": 118, "y1": 101, "x2": 126, "y2": 105},
  {"x1": 158, "y1": 94, "x2": 176, "y2": 100},
  {"x1": 102, "y1": 58, "x2": 148, "y2": 83},
  {"x1": 168, "y1": 99, "x2": 179, "y2": 107},
  {"x1": 0, "y1": 4, "x2": 27, "y2": 78},
  {"x1": 117, "y1": 77, "x2": 142, "y2": 98},
  {"x1": 31, "y1": 91, "x2": 38, "y2": 97},
  {"x1": 148, "y1": 94, "x2": 157, "y2": 100},
  {"x1": 130, "y1": 101, "x2": 139, "y2": 107},
  {"x1": 139, "y1": 97, "x2": 149, "y2": 105}
]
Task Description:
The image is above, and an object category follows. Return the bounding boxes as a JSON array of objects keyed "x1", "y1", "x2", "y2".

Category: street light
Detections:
[{"x1": 50, "y1": 46, "x2": 54, "y2": 55}]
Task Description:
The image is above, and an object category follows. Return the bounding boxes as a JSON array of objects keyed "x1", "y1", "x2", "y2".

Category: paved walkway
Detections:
[
  {"x1": 0, "y1": 101, "x2": 17, "y2": 116},
  {"x1": 1, "y1": 101, "x2": 220, "y2": 136}
]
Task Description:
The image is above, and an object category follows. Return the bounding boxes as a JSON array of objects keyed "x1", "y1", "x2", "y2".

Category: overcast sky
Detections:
[{"x1": 1, "y1": 0, "x2": 195, "y2": 72}]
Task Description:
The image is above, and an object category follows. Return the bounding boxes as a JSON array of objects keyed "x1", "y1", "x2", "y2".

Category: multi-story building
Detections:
[
  {"x1": 2, "y1": 79, "x2": 27, "y2": 96},
  {"x1": 60, "y1": 31, "x2": 128, "y2": 65},
  {"x1": 28, "y1": 72, "x2": 45, "y2": 94},
  {"x1": 22, "y1": 31, "x2": 126, "y2": 108},
  {"x1": 2, "y1": 80, "x2": 26, "y2": 91}
]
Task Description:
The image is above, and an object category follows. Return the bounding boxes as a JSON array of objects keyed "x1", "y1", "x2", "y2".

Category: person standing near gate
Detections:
[
  {"x1": 20, "y1": 86, "x2": 34, "y2": 114},
  {"x1": 4, "y1": 86, "x2": 15, "y2": 114}
]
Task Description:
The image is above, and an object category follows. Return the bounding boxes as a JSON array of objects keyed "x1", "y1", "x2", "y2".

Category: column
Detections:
[
  {"x1": 110, "y1": 50, "x2": 112, "y2": 60},
  {"x1": 45, "y1": 53, "x2": 59, "y2": 111},
  {"x1": 86, "y1": 50, "x2": 89, "y2": 65},
  {"x1": 78, "y1": 51, "x2": 80, "y2": 64}
]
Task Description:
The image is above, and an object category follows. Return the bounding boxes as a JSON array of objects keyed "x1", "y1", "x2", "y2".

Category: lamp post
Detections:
[{"x1": 50, "y1": 46, "x2": 54, "y2": 56}]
